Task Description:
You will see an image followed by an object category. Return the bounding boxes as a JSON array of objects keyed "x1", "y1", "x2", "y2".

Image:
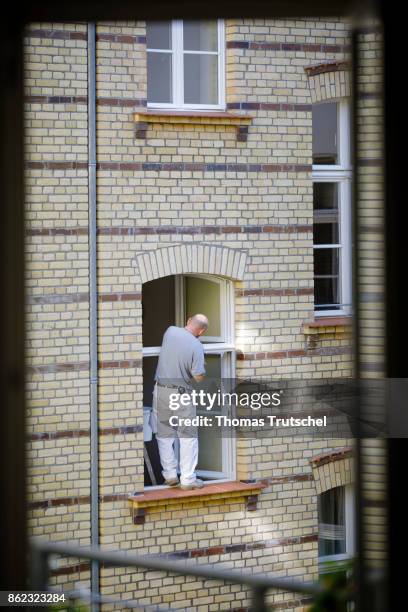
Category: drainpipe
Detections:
[{"x1": 87, "y1": 22, "x2": 99, "y2": 611}]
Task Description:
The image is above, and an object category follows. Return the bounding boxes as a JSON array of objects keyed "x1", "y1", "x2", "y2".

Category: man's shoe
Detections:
[
  {"x1": 179, "y1": 479, "x2": 204, "y2": 490},
  {"x1": 164, "y1": 477, "x2": 179, "y2": 487}
]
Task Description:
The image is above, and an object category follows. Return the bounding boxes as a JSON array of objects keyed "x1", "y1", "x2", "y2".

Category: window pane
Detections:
[
  {"x1": 313, "y1": 182, "x2": 338, "y2": 210},
  {"x1": 196, "y1": 424, "x2": 223, "y2": 473},
  {"x1": 147, "y1": 52, "x2": 172, "y2": 103},
  {"x1": 318, "y1": 487, "x2": 346, "y2": 557},
  {"x1": 314, "y1": 247, "x2": 340, "y2": 276},
  {"x1": 143, "y1": 355, "x2": 166, "y2": 487},
  {"x1": 313, "y1": 102, "x2": 338, "y2": 164},
  {"x1": 143, "y1": 356, "x2": 159, "y2": 408},
  {"x1": 196, "y1": 355, "x2": 223, "y2": 474},
  {"x1": 314, "y1": 183, "x2": 339, "y2": 244},
  {"x1": 185, "y1": 276, "x2": 221, "y2": 337},
  {"x1": 146, "y1": 21, "x2": 171, "y2": 49},
  {"x1": 142, "y1": 276, "x2": 175, "y2": 346},
  {"x1": 314, "y1": 222, "x2": 339, "y2": 245},
  {"x1": 184, "y1": 54, "x2": 218, "y2": 105},
  {"x1": 314, "y1": 278, "x2": 340, "y2": 310},
  {"x1": 314, "y1": 248, "x2": 340, "y2": 309},
  {"x1": 183, "y1": 21, "x2": 218, "y2": 51}
]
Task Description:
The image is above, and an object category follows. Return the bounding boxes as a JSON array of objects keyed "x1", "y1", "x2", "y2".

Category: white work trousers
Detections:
[
  {"x1": 152, "y1": 383, "x2": 199, "y2": 486},
  {"x1": 156, "y1": 436, "x2": 198, "y2": 486}
]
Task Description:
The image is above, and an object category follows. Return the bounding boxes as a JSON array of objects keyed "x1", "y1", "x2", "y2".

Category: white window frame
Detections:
[
  {"x1": 142, "y1": 274, "x2": 236, "y2": 487},
  {"x1": 146, "y1": 19, "x2": 226, "y2": 111},
  {"x1": 318, "y1": 483, "x2": 355, "y2": 572},
  {"x1": 312, "y1": 99, "x2": 353, "y2": 317}
]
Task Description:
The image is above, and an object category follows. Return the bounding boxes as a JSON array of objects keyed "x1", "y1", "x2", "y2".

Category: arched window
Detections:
[{"x1": 142, "y1": 274, "x2": 235, "y2": 488}]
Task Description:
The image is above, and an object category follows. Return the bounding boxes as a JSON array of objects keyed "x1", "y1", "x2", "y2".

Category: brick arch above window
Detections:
[
  {"x1": 310, "y1": 447, "x2": 354, "y2": 494},
  {"x1": 134, "y1": 243, "x2": 249, "y2": 284},
  {"x1": 305, "y1": 60, "x2": 351, "y2": 104}
]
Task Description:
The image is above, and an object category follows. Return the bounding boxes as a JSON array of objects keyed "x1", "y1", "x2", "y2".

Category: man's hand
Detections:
[{"x1": 193, "y1": 374, "x2": 205, "y2": 382}]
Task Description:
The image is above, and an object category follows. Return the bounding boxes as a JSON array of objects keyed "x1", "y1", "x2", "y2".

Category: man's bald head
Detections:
[{"x1": 185, "y1": 314, "x2": 209, "y2": 337}]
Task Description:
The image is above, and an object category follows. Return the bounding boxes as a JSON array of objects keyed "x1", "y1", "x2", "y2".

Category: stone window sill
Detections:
[
  {"x1": 133, "y1": 109, "x2": 253, "y2": 141},
  {"x1": 303, "y1": 316, "x2": 352, "y2": 334},
  {"x1": 129, "y1": 481, "x2": 265, "y2": 524}
]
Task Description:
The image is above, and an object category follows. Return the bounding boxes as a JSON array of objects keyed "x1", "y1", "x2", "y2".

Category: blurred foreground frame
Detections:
[{"x1": 1, "y1": 0, "x2": 404, "y2": 610}]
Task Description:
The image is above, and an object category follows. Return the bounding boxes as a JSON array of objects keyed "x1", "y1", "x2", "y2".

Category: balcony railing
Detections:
[{"x1": 30, "y1": 539, "x2": 325, "y2": 611}]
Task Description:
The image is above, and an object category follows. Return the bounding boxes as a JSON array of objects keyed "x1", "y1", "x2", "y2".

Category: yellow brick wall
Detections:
[{"x1": 23, "y1": 16, "x2": 385, "y2": 610}]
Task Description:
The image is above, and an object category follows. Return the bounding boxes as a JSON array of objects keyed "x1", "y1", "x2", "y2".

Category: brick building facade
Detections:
[{"x1": 24, "y1": 17, "x2": 385, "y2": 611}]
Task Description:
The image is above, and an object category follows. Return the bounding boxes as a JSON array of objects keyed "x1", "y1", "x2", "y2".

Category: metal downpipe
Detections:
[{"x1": 87, "y1": 21, "x2": 99, "y2": 612}]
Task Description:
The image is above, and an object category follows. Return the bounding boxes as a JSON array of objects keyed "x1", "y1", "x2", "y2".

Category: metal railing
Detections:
[{"x1": 30, "y1": 540, "x2": 324, "y2": 611}]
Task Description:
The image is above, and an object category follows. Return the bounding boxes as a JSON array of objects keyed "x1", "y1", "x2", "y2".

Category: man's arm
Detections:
[{"x1": 191, "y1": 344, "x2": 206, "y2": 383}]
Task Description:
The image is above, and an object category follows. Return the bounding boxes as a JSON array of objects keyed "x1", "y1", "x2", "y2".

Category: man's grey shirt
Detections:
[{"x1": 155, "y1": 325, "x2": 205, "y2": 387}]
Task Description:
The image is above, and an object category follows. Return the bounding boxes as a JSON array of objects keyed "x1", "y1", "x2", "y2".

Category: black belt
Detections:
[{"x1": 156, "y1": 382, "x2": 191, "y2": 394}]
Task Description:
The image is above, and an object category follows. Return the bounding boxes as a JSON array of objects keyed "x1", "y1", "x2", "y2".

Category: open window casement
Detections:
[
  {"x1": 142, "y1": 274, "x2": 236, "y2": 486},
  {"x1": 174, "y1": 351, "x2": 236, "y2": 481},
  {"x1": 175, "y1": 274, "x2": 234, "y2": 346}
]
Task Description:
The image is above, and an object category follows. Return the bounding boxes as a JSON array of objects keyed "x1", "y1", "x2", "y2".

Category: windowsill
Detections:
[
  {"x1": 129, "y1": 481, "x2": 265, "y2": 524},
  {"x1": 134, "y1": 109, "x2": 253, "y2": 141},
  {"x1": 304, "y1": 315, "x2": 353, "y2": 331}
]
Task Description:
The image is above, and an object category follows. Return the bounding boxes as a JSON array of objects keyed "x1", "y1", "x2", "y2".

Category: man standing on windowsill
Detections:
[{"x1": 152, "y1": 314, "x2": 208, "y2": 490}]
